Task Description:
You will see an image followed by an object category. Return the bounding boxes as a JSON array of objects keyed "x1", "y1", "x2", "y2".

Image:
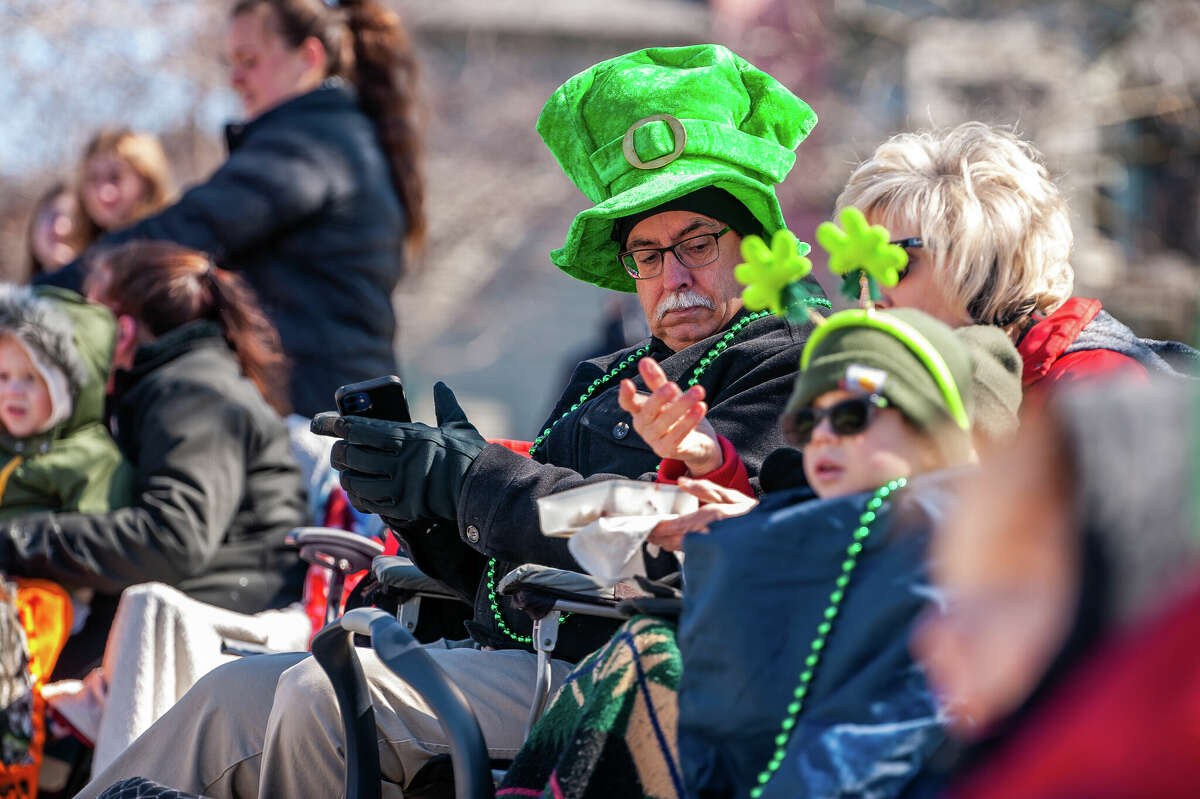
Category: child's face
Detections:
[
  {"x1": 31, "y1": 191, "x2": 79, "y2": 272},
  {"x1": 0, "y1": 337, "x2": 54, "y2": 438},
  {"x1": 800, "y1": 389, "x2": 938, "y2": 499},
  {"x1": 82, "y1": 153, "x2": 148, "y2": 231}
]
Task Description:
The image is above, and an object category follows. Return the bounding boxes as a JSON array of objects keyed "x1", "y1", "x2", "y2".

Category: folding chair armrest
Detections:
[
  {"x1": 495, "y1": 563, "x2": 613, "y2": 602},
  {"x1": 370, "y1": 555, "x2": 466, "y2": 603},
  {"x1": 288, "y1": 526, "x2": 384, "y2": 574},
  {"x1": 311, "y1": 609, "x2": 493, "y2": 799}
]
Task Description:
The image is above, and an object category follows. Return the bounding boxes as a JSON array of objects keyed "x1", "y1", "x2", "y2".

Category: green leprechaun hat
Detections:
[{"x1": 537, "y1": 44, "x2": 817, "y2": 293}]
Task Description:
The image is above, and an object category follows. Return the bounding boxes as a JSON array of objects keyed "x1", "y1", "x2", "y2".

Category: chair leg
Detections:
[
  {"x1": 315, "y1": 609, "x2": 494, "y2": 799},
  {"x1": 310, "y1": 619, "x2": 383, "y2": 799},
  {"x1": 525, "y1": 611, "x2": 560, "y2": 737},
  {"x1": 398, "y1": 595, "x2": 422, "y2": 634},
  {"x1": 325, "y1": 567, "x2": 347, "y2": 626}
]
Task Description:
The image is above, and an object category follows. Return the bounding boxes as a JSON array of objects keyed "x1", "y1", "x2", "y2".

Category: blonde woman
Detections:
[
  {"x1": 75, "y1": 128, "x2": 175, "y2": 241},
  {"x1": 836, "y1": 121, "x2": 1187, "y2": 395}
]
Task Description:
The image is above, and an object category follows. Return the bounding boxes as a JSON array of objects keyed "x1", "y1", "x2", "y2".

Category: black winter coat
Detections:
[
  {"x1": 0, "y1": 321, "x2": 307, "y2": 613},
  {"x1": 39, "y1": 81, "x2": 406, "y2": 417},
  {"x1": 394, "y1": 309, "x2": 816, "y2": 662}
]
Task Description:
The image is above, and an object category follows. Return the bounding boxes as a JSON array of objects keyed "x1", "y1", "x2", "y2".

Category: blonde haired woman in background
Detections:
[{"x1": 75, "y1": 128, "x2": 175, "y2": 242}]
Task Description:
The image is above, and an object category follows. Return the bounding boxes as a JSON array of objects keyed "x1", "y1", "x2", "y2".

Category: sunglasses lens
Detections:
[
  {"x1": 830, "y1": 398, "x2": 872, "y2": 435},
  {"x1": 786, "y1": 408, "x2": 818, "y2": 447}
]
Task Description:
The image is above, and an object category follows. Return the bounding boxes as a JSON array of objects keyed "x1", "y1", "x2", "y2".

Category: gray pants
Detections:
[{"x1": 77, "y1": 645, "x2": 571, "y2": 798}]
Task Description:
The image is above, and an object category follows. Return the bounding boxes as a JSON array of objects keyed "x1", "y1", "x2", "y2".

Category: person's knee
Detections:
[
  {"x1": 183, "y1": 652, "x2": 304, "y2": 722},
  {"x1": 272, "y1": 654, "x2": 337, "y2": 726}
]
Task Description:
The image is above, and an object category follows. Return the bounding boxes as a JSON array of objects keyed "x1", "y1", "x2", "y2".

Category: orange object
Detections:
[
  {"x1": 0, "y1": 579, "x2": 72, "y2": 799},
  {"x1": 15, "y1": 579, "x2": 72, "y2": 683}
]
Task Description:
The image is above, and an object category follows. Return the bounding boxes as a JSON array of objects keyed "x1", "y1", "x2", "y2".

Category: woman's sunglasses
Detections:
[
  {"x1": 891, "y1": 237, "x2": 922, "y2": 284},
  {"x1": 784, "y1": 394, "x2": 889, "y2": 448}
]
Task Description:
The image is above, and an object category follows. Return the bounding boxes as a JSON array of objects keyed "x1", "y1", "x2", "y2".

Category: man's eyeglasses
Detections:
[
  {"x1": 619, "y1": 226, "x2": 731, "y2": 280},
  {"x1": 784, "y1": 394, "x2": 889, "y2": 448},
  {"x1": 891, "y1": 237, "x2": 923, "y2": 284}
]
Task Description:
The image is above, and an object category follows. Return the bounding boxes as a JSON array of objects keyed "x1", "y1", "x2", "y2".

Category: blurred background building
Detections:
[{"x1": 2, "y1": 0, "x2": 1197, "y2": 436}]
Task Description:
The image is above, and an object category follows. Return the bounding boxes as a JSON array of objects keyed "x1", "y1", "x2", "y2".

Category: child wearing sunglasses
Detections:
[
  {"x1": 671, "y1": 307, "x2": 1021, "y2": 798},
  {"x1": 782, "y1": 306, "x2": 979, "y2": 496}
]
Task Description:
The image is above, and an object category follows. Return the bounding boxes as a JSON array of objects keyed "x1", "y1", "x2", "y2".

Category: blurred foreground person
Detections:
[
  {"x1": 40, "y1": 0, "x2": 424, "y2": 417},
  {"x1": 914, "y1": 378, "x2": 1200, "y2": 799}
]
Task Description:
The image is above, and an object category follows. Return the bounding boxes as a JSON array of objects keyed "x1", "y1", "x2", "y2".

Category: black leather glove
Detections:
[{"x1": 311, "y1": 382, "x2": 487, "y2": 522}]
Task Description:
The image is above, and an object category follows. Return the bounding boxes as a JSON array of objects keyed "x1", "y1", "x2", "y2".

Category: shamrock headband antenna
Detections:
[
  {"x1": 734, "y1": 210, "x2": 965, "y2": 430},
  {"x1": 734, "y1": 205, "x2": 906, "y2": 328},
  {"x1": 734, "y1": 229, "x2": 831, "y2": 326},
  {"x1": 816, "y1": 206, "x2": 910, "y2": 309}
]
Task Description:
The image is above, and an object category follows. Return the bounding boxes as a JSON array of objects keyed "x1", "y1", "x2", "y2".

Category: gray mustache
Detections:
[{"x1": 656, "y1": 291, "x2": 715, "y2": 322}]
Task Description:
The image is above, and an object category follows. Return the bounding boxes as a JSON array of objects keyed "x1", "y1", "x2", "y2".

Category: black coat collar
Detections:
[
  {"x1": 225, "y1": 77, "x2": 356, "y2": 150},
  {"x1": 112, "y1": 321, "x2": 227, "y2": 398}
]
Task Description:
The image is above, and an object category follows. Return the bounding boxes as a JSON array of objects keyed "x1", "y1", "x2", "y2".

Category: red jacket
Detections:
[
  {"x1": 1018, "y1": 297, "x2": 1147, "y2": 390},
  {"x1": 947, "y1": 576, "x2": 1200, "y2": 799}
]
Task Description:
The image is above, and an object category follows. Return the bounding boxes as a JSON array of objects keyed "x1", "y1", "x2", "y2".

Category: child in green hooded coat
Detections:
[
  {"x1": 0, "y1": 285, "x2": 132, "y2": 519},
  {"x1": 0, "y1": 284, "x2": 134, "y2": 645}
]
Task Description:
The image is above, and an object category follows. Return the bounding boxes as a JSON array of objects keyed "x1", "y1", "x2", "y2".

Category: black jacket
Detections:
[
  {"x1": 395, "y1": 309, "x2": 815, "y2": 661},
  {"x1": 0, "y1": 321, "x2": 308, "y2": 613},
  {"x1": 39, "y1": 81, "x2": 406, "y2": 417}
]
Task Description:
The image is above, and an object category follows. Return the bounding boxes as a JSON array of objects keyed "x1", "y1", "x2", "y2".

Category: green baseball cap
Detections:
[{"x1": 537, "y1": 44, "x2": 817, "y2": 293}]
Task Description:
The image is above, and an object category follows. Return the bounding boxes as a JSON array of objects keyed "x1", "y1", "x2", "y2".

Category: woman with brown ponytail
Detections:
[
  {"x1": 38, "y1": 0, "x2": 424, "y2": 418},
  {"x1": 0, "y1": 241, "x2": 307, "y2": 675}
]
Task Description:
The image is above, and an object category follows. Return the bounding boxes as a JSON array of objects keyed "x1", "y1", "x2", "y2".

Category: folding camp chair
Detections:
[{"x1": 311, "y1": 558, "x2": 678, "y2": 799}]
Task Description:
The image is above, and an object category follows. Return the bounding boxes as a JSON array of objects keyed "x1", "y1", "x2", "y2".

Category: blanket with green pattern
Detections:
[{"x1": 497, "y1": 615, "x2": 684, "y2": 799}]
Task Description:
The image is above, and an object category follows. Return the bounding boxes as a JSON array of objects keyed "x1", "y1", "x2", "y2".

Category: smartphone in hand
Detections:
[{"x1": 334, "y1": 375, "x2": 411, "y2": 422}]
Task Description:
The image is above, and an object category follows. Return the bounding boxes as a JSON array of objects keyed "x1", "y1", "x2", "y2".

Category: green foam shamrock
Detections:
[
  {"x1": 815, "y1": 207, "x2": 908, "y2": 305},
  {"x1": 735, "y1": 228, "x2": 814, "y2": 317}
]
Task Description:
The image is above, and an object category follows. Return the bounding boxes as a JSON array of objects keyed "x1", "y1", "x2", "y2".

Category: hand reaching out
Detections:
[
  {"x1": 618, "y1": 357, "x2": 722, "y2": 476},
  {"x1": 646, "y1": 476, "x2": 757, "y2": 552}
]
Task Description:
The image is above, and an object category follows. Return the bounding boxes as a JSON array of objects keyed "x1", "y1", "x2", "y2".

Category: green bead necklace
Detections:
[
  {"x1": 749, "y1": 477, "x2": 907, "y2": 799},
  {"x1": 487, "y1": 310, "x2": 773, "y2": 645}
]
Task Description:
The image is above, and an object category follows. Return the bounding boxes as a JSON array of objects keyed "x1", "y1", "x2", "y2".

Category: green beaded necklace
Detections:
[
  {"x1": 749, "y1": 477, "x2": 907, "y2": 798},
  {"x1": 487, "y1": 310, "x2": 773, "y2": 645}
]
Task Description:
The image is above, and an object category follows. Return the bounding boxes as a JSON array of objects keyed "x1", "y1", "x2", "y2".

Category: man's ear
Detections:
[
  {"x1": 113, "y1": 314, "x2": 140, "y2": 371},
  {"x1": 300, "y1": 35, "x2": 328, "y2": 78}
]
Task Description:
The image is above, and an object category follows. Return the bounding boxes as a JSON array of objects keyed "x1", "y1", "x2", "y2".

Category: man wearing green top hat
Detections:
[{"x1": 78, "y1": 44, "x2": 826, "y2": 799}]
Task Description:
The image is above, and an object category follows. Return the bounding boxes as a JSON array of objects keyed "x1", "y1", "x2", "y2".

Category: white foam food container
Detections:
[{"x1": 537, "y1": 479, "x2": 700, "y2": 537}]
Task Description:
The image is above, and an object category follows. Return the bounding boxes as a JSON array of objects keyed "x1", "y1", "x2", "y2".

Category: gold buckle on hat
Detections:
[{"x1": 622, "y1": 114, "x2": 687, "y2": 170}]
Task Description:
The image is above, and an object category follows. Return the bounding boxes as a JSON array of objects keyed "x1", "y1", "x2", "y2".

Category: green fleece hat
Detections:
[
  {"x1": 537, "y1": 44, "x2": 817, "y2": 293},
  {"x1": 953, "y1": 324, "x2": 1023, "y2": 445},
  {"x1": 785, "y1": 308, "x2": 973, "y2": 434}
]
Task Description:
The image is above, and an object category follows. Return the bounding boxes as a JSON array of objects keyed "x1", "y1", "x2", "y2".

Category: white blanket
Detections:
[{"x1": 44, "y1": 582, "x2": 310, "y2": 775}]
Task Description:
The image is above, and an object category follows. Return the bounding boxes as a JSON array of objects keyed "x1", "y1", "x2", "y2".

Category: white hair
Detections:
[
  {"x1": 655, "y1": 290, "x2": 715, "y2": 322},
  {"x1": 836, "y1": 122, "x2": 1075, "y2": 326}
]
